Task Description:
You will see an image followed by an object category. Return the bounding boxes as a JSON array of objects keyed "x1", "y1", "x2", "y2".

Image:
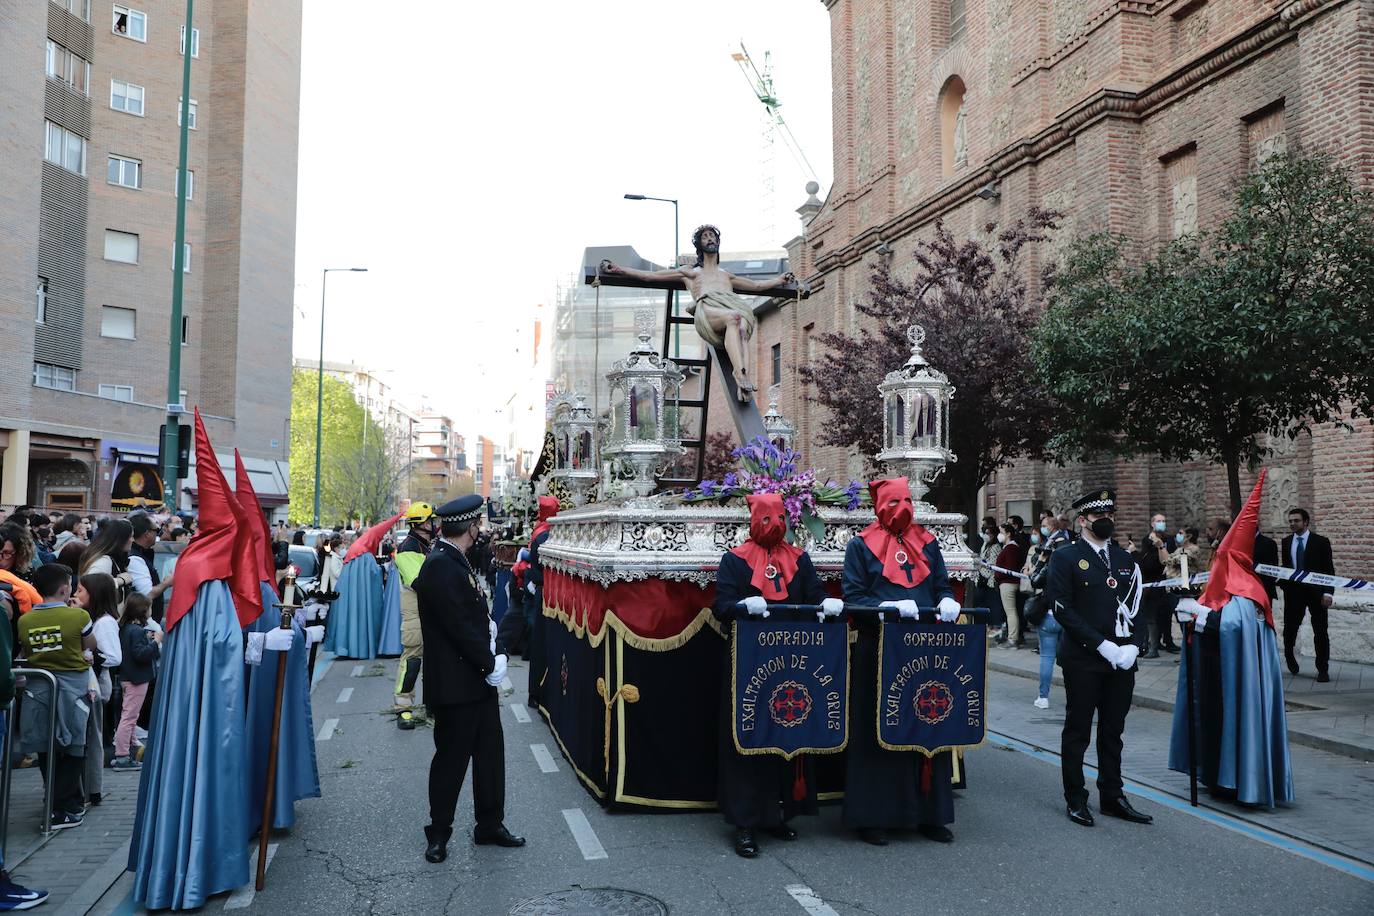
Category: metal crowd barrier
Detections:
[{"x1": 0, "y1": 668, "x2": 60, "y2": 861}]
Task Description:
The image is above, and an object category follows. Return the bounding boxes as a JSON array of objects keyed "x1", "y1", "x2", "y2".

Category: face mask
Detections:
[
  {"x1": 996, "y1": 533, "x2": 1007, "y2": 544},
  {"x1": 746, "y1": 494, "x2": 787, "y2": 549},
  {"x1": 1175, "y1": 532, "x2": 1186, "y2": 545},
  {"x1": 1154, "y1": 521, "x2": 1167, "y2": 533},
  {"x1": 1089, "y1": 517, "x2": 1115, "y2": 540},
  {"x1": 1039, "y1": 526, "x2": 1049, "y2": 537},
  {"x1": 1030, "y1": 533, "x2": 1041, "y2": 546}
]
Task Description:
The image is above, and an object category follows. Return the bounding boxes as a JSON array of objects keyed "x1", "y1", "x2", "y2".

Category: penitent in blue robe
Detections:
[
  {"x1": 1169, "y1": 596, "x2": 1294, "y2": 808},
  {"x1": 377, "y1": 562, "x2": 402, "y2": 656},
  {"x1": 245, "y1": 580, "x2": 321, "y2": 832},
  {"x1": 129, "y1": 581, "x2": 249, "y2": 910},
  {"x1": 324, "y1": 557, "x2": 382, "y2": 659}
]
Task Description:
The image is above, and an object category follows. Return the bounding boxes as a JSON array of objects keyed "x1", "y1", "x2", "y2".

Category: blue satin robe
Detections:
[
  {"x1": 324, "y1": 556, "x2": 382, "y2": 659},
  {"x1": 128, "y1": 581, "x2": 249, "y2": 910},
  {"x1": 245, "y1": 580, "x2": 321, "y2": 832},
  {"x1": 1169, "y1": 596, "x2": 1295, "y2": 807},
  {"x1": 377, "y1": 562, "x2": 403, "y2": 656}
]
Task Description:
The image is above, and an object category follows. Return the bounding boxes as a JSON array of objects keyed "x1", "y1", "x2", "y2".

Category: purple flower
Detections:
[
  {"x1": 722, "y1": 472, "x2": 738, "y2": 488},
  {"x1": 698, "y1": 479, "x2": 718, "y2": 496}
]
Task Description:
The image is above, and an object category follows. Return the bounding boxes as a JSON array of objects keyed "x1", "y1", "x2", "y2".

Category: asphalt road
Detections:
[{"x1": 201, "y1": 655, "x2": 1374, "y2": 916}]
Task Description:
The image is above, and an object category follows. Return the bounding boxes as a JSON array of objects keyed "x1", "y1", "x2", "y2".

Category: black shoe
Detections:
[
  {"x1": 424, "y1": 825, "x2": 451, "y2": 863},
  {"x1": 397, "y1": 710, "x2": 417, "y2": 730},
  {"x1": 473, "y1": 824, "x2": 526, "y2": 848},
  {"x1": 87, "y1": 793, "x2": 101, "y2": 807},
  {"x1": 734, "y1": 829, "x2": 759, "y2": 858},
  {"x1": 1144, "y1": 649, "x2": 1160, "y2": 659},
  {"x1": 1066, "y1": 803, "x2": 1094, "y2": 827},
  {"x1": 1162, "y1": 643, "x2": 1180, "y2": 654},
  {"x1": 1286, "y1": 654, "x2": 1299, "y2": 675},
  {"x1": 1100, "y1": 797, "x2": 1153, "y2": 824},
  {"x1": 858, "y1": 828, "x2": 889, "y2": 846},
  {"x1": 1316, "y1": 671, "x2": 1330, "y2": 683},
  {"x1": 766, "y1": 823, "x2": 798, "y2": 841},
  {"x1": 917, "y1": 824, "x2": 953, "y2": 843}
]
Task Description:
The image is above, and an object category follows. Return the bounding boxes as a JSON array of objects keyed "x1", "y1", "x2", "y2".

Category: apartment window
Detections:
[
  {"x1": 111, "y1": 79, "x2": 145, "y2": 116},
  {"x1": 43, "y1": 120, "x2": 86, "y2": 174},
  {"x1": 179, "y1": 25, "x2": 200, "y2": 58},
  {"x1": 172, "y1": 242, "x2": 191, "y2": 272},
  {"x1": 45, "y1": 41, "x2": 91, "y2": 95},
  {"x1": 98, "y1": 384, "x2": 134, "y2": 402},
  {"x1": 174, "y1": 168, "x2": 194, "y2": 200},
  {"x1": 101, "y1": 305, "x2": 137, "y2": 339},
  {"x1": 107, "y1": 155, "x2": 141, "y2": 188},
  {"x1": 771, "y1": 343, "x2": 782, "y2": 386},
  {"x1": 949, "y1": 0, "x2": 966, "y2": 41},
  {"x1": 34, "y1": 363, "x2": 76, "y2": 391},
  {"x1": 113, "y1": 5, "x2": 147, "y2": 41},
  {"x1": 36, "y1": 278, "x2": 48, "y2": 324},
  {"x1": 177, "y1": 98, "x2": 198, "y2": 129},
  {"x1": 181, "y1": 315, "x2": 189, "y2": 345},
  {"x1": 59, "y1": 0, "x2": 91, "y2": 20},
  {"x1": 103, "y1": 229, "x2": 139, "y2": 264}
]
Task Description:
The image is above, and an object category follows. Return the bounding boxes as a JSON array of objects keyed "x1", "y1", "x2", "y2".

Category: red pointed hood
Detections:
[
  {"x1": 344, "y1": 511, "x2": 403, "y2": 564},
  {"x1": 860, "y1": 477, "x2": 935, "y2": 588},
  {"x1": 1198, "y1": 469, "x2": 1273, "y2": 627},
  {"x1": 730, "y1": 493, "x2": 801, "y2": 597},
  {"x1": 233, "y1": 450, "x2": 275, "y2": 583},
  {"x1": 165, "y1": 411, "x2": 262, "y2": 631},
  {"x1": 532, "y1": 496, "x2": 560, "y2": 541}
]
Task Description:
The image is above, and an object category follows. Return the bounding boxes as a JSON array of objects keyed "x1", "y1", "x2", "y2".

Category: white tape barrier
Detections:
[{"x1": 976, "y1": 559, "x2": 1370, "y2": 592}]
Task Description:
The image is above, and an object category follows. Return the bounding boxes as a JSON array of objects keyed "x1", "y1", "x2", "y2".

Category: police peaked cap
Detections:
[
  {"x1": 436, "y1": 495, "x2": 484, "y2": 524},
  {"x1": 1071, "y1": 488, "x2": 1116, "y2": 514}
]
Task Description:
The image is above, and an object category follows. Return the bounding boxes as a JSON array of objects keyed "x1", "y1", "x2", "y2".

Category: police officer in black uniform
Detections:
[
  {"x1": 414, "y1": 495, "x2": 525, "y2": 863},
  {"x1": 1046, "y1": 489, "x2": 1153, "y2": 827}
]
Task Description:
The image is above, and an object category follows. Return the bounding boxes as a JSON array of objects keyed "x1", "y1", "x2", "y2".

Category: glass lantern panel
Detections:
[
  {"x1": 557, "y1": 432, "x2": 570, "y2": 468},
  {"x1": 908, "y1": 390, "x2": 939, "y2": 449},
  {"x1": 892, "y1": 392, "x2": 906, "y2": 445},
  {"x1": 631, "y1": 382, "x2": 658, "y2": 441},
  {"x1": 609, "y1": 386, "x2": 625, "y2": 444},
  {"x1": 576, "y1": 430, "x2": 594, "y2": 468}
]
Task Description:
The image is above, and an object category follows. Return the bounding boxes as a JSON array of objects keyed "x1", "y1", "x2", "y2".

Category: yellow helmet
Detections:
[{"x1": 404, "y1": 501, "x2": 435, "y2": 525}]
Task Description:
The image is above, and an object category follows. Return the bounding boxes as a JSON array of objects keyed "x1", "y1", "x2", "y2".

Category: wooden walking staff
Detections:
[
  {"x1": 1179, "y1": 551, "x2": 1199, "y2": 807},
  {"x1": 256, "y1": 595, "x2": 299, "y2": 891}
]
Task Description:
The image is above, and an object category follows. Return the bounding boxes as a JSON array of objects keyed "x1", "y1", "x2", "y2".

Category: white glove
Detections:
[
  {"x1": 817, "y1": 597, "x2": 844, "y2": 622},
  {"x1": 1175, "y1": 597, "x2": 1208, "y2": 628},
  {"x1": 526, "y1": 581, "x2": 536, "y2": 595},
  {"x1": 881, "y1": 599, "x2": 919, "y2": 619},
  {"x1": 742, "y1": 596, "x2": 770, "y2": 618},
  {"x1": 1115, "y1": 644, "x2": 1139, "y2": 670},
  {"x1": 1097, "y1": 640, "x2": 1125, "y2": 667},
  {"x1": 937, "y1": 597, "x2": 961, "y2": 623},
  {"x1": 264, "y1": 628, "x2": 294, "y2": 652},
  {"x1": 305, "y1": 625, "x2": 326, "y2": 645},
  {"x1": 485, "y1": 653, "x2": 508, "y2": 687}
]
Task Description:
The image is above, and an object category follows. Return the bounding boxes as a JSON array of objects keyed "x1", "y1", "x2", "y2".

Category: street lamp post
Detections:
[
  {"x1": 313, "y1": 267, "x2": 367, "y2": 526},
  {"x1": 623, "y1": 194, "x2": 680, "y2": 358}
]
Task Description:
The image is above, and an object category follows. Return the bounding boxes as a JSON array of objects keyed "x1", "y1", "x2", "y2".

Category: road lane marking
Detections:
[
  {"x1": 509, "y1": 703, "x2": 531, "y2": 723},
  {"x1": 336, "y1": 687, "x2": 353, "y2": 704},
  {"x1": 785, "y1": 884, "x2": 840, "y2": 916},
  {"x1": 562, "y1": 808, "x2": 607, "y2": 861},
  {"x1": 316, "y1": 718, "x2": 339, "y2": 741},
  {"x1": 987, "y1": 731, "x2": 1374, "y2": 884},
  {"x1": 224, "y1": 843, "x2": 278, "y2": 909},
  {"x1": 530, "y1": 743, "x2": 558, "y2": 773},
  {"x1": 350, "y1": 664, "x2": 364, "y2": 677}
]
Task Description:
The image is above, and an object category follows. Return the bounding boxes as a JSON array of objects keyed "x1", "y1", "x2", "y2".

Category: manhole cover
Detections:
[{"x1": 510, "y1": 887, "x2": 668, "y2": 915}]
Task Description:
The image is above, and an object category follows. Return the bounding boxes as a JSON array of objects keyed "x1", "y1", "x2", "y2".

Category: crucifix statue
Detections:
[{"x1": 601, "y1": 224, "x2": 807, "y2": 402}]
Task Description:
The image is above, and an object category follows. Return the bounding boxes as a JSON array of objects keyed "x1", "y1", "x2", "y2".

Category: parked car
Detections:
[{"x1": 287, "y1": 544, "x2": 321, "y2": 596}]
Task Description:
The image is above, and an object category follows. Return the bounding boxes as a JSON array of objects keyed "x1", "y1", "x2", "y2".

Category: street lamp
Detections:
[
  {"x1": 623, "y1": 193, "x2": 680, "y2": 358},
  {"x1": 313, "y1": 266, "x2": 367, "y2": 527}
]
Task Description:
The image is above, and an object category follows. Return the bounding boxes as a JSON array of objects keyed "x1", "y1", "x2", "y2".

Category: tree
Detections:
[
  {"x1": 701, "y1": 431, "x2": 738, "y2": 481},
  {"x1": 328, "y1": 433, "x2": 413, "y2": 527},
  {"x1": 287, "y1": 368, "x2": 376, "y2": 525},
  {"x1": 801, "y1": 211, "x2": 1061, "y2": 526},
  {"x1": 1033, "y1": 154, "x2": 1374, "y2": 514},
  {"x1": 442, "y1": 471, "x2": 476, "y2": 501}
]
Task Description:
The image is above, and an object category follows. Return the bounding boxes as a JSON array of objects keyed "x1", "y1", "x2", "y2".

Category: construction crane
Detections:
[{"x1": 731, "y1": 42, "x2": 818, "y2": 184}]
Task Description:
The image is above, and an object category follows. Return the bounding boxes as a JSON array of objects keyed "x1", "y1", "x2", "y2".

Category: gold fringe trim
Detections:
[
  {"x1": 535, "y1": 701, "x2": 607, "y2": 800},
  {"x1": 542, "y1": 601, "x2": 724, "y2": 652}
]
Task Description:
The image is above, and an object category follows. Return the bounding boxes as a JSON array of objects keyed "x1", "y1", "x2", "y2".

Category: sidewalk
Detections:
[{"x1": 988, "y1": 634, "x2": 1374, "y2": 761}]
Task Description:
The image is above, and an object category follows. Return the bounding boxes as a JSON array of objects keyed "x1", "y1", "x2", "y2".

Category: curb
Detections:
[{"x1": 987, "y1": 658, "x2": 1374, "y2": 763}]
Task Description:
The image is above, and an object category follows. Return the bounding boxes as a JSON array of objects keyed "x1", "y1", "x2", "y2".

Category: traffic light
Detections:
[{"x1": 158, "y1": 422, "x2": 192, "y2": 478}]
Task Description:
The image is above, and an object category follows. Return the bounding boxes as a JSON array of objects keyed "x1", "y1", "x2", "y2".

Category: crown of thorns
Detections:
[{"x1": 691, "y1": 224, "x2": 721, "y2": 250}]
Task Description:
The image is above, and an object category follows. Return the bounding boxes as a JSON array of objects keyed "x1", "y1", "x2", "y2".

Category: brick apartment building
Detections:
[
  {"x1": 0, "y1": 0, "x2": 301, "y2": 513},
  {"x1": 706, "y1": 0, "x2": 1372, "y2": 593}
]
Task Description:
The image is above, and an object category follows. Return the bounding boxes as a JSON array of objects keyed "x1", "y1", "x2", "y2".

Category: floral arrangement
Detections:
[{"x1": 682, "y1": 437, "x2": 866, "y2": 543}]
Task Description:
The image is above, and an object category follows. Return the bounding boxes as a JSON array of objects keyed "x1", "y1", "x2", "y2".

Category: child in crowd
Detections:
[{"x1": 112, "y1": 594, "x2": 161, "y2": 769}]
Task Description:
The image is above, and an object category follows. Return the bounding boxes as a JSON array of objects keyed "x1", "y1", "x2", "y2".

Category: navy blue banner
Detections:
[
  {"x1": 877, "y1": 621, "x2": 987, "y2": 754},
  {"x1": 732, "y1": 619, "x2": 849, "y2": 759}
]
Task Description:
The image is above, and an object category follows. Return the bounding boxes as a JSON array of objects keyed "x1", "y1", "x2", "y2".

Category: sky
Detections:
[{"x1": 292, "y1": 0, "x2": 834, "y2": 459}]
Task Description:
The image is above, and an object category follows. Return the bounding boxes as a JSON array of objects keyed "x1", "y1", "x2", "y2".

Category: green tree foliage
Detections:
[
  {"x1": 1033, "y1": 154, "x2": 1374, "y2": 514},
  {"x1": 288, "y1": 368, "x2": 383, "y2": 525}
]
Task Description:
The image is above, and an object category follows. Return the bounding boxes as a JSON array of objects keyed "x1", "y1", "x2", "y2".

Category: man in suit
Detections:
[
  {"x1": 414, "y1": 495, "x2": 525, "y2": 864},
  {"x1": 1280, "y1": 507, "x2": 1335, "y2": 682},
  {"x1": 1046, "y1": 489, "x2": 1152, "y2": 828}
]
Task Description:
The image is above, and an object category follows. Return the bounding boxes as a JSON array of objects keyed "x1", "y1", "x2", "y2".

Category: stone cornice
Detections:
[{"x1": 808, "y1": 0, "x2": 1343, "y2": 278}]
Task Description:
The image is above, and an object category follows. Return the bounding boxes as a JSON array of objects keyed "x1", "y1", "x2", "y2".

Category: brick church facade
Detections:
[{"x1": 705, "y1": 0, "x2": 1373, "y2": 649}]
